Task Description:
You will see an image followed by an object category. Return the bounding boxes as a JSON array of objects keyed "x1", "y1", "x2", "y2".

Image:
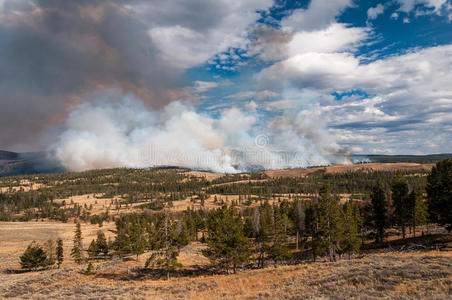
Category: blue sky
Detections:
[
  {"x1": 1, "y1": 0, "x2": 452, "y2": 158},
  {"x1": 185, "y1": 0, "x2": 452, "y2": 154}
]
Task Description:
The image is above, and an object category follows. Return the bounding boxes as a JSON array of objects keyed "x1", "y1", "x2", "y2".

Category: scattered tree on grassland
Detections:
[
  {"x1": 316, "y1": 183, "x2": 344, "y2": 262},
  {"x1": 56, "y1": 238, "x2": 64, "y2": 268},
  {"x1": 145, "y1": 213, "x2": 189, "y2": 280},
  {"x1": 88, "y1": 239, "x2": 98, "y2": 258},
  {"x1": 340, "y1": 201, "x2": 362, "y2": 259},
  {"x1": 130, "y1": 222, "x2": 148, "y2": 261},
  {"x1": 20, "y1": 241, "x2": 48, "y2": 270},
  {"x1": 86, "y1": 262, "x2": 94, "y2": 275},
  {"x1": 113, "y1": 214, "x2": 148, "y2": 260},
  {"x1": 96, "y1": 231, "x2": 109, "y2": 256},
  {"x1": 202, "y1": 205, "x2": 252, "y2": 274},
  {"x1": 71, "y1": 222, "x2": 84, "y2": 264},
  {"x1": 266, "y1": 204, "x2": 293, "y2": 267}
]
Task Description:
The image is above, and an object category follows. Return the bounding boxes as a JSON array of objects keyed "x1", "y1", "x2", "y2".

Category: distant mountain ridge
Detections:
[
  {"x1": 356, "y1": 154, "x2": 452, "y2": 164},
  {"x1": 0, "y1": 150, "x2": 19, "y2": 161},
  {"x1": 0, "y1": 150, "x2": 64, "y2": 177}
]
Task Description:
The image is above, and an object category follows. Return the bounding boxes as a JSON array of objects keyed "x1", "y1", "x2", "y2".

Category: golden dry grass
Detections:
[
  {"x1": 0, "y1": 221, "x2": 115, "y2": 271},
  {"x1": 185, "y1": 170, "x2": 224, "y2": 181},
  {"x1": 264, "y1": 163, "x2": 434, "y2": 178},
  {"x1": 1, "y1": 221, "x2": 451, "y2": 299},
  {"x1": 0, "y1": 250, "x2": 450, "y2": 299}
]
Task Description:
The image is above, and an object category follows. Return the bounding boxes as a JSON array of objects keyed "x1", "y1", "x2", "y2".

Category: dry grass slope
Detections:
[{"x1": 0, "y1": 253, "x2": 450, "y2": 299}]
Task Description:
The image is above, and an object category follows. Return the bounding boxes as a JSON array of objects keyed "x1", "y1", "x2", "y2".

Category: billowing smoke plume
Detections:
[{"x1": 52, "y1": 92, "x2": 350, "y2": 173}]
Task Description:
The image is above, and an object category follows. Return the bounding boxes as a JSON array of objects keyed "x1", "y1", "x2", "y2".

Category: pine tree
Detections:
[
  {"x1": 291, "y1": 200, "x2": 305, "y2": 251},
  {"x1": 56, "y1": 238, "x2": 64, "y2": 268},
  {"x1": 370, "y1": 181, "x2": 387, "y2": 243},
  {"x1": 130, "y1": 222, "x2": 147, "y2": 261},
  {"x1": 88, "y1": 239, "x2": 98, "y2": 258},
  {"x1": 145, "y1": 213, "x2": 188, "y2": 280},
  {"x1": 96, "y1": 231, "x2": 108, "y2": 256},
  {"x1": 86, "y1": 262, "x2": 94, "y2": 275},
  {"x1": 114, "y1": 225, "x2": 132, "y2": 257},
  {"x1": 391, "y1": 171, "x2": 410, "y2": 239},
  {"x1": 426, "y1": 159, "x2": 452, "y2": 231},
  {"x1": 409, "y1": 189, "x2": 429, "y2": 237},
  {"x1": 202, "y1": 205, "x2": 252, "y2": 273},
  {"x1": 20, "y1": 241, "x2": 48, "y2": 270},
  {"x1": 317, "y1": 183, "x2": 344, "y2": 261},
  {"x1": 254, "y1": 203, "x2": 272, "y2": 268},
  {"x1": 266, "y1": 205, "x2": 292, "y2": 267},
  {"x1": 340, "y1": 201, "x2": 362, "y2": 259},
  {"x1": 71, "y1": 222, "x2": 83, "y2": 264}
]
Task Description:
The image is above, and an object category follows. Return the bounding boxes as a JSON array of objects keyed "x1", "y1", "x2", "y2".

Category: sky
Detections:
[{"x1": 1, "y1": 0, "x2": 452, "y2": 159}]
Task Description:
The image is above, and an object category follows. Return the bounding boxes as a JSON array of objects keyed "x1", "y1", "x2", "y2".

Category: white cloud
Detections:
[
  {"x1": 281, "y1": 0, "x2": 352, "y2": 31},
  {"x1": 287, "y1": 23, "x2": 369, "y2": 56},
  {"x1": 259, "y1": 45, "x2": 452, "y2": 97},
  {"x1": 367, "y1": 4, "x2": 385, "y2": 20},
  {"x1": 257, "y1": 45, "x2": 452, "y2": 153},
  {"x1": 129, "y1": 0, "x2": 274, "y2": 69},
  {"x1": 395, "y1": 0, "x2": 447, "y2": 14}
]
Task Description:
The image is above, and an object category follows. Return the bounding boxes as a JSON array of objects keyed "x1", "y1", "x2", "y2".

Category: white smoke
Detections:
[{"x1": 52, "y1": 92, "x2": 350, "y2": 173}]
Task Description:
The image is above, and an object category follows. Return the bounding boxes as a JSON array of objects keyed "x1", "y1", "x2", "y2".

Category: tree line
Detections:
[{"x1": 18, "y1": 159, "x2": 452, "y2": 278}]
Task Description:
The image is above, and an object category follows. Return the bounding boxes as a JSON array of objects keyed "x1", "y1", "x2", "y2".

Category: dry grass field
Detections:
[
  {"x1": 1, "y1": 221, "x2": 451, "y2": 299},
  {"x1": 264, "y1": 163, "x2": 434, "y2": 178},
  {"x1": 0, "y1": 250, "x2": 451, "y2": 299},
  {"x1": 0, "y1": 221, "x2": 116, "y2": 271},
  {"x1": 0, "y1": 163, "x2": 449, "y2": 299}
]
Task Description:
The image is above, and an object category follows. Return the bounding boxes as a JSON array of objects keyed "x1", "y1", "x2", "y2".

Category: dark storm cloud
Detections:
[{"x1": 0, "y1": 0, "x2": 185, "y2": 151}]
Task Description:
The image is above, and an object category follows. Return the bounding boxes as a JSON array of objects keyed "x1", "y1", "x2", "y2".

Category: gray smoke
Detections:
[
  {"x1": 52, "y1": 91, "x2": 350, "y2": 173},
  {"x1": 0, "y1": 0, "x2": 185, "y2": 151}
]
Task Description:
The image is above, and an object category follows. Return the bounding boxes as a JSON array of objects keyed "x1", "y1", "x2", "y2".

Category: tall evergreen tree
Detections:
[
  {"x1": 370, "y1": 181, "x2": 388, "y2": 243},
  {"x1": 202, "y1": 205, "x2": 252, "y2": 273},
  {"x1": 391, "y1": 171, "x2": 410, "y2": 239},
  {"x1": 88, "y1": 239, "x2": 98, "y2": 258},
  {"x1": 409, "y1": 189, "x2": 429, "y2": 236},
  {"x1": 96, "y1": 231, "x2": 109, "y2": 256},
  {"x1": 305, "y1": 202, "x2": 321, "y2": 261},
  {"x1": 255, "y1": 203, "x2": 272, "y2": 268},
  {"x1": 289, "y1": 200, "x2": 305, "y2": 250},
  {"x1": 56, "y1": 238, "x2": 64, "y2": 268},
  {"x1": 426, "y1": 159, "x2": 452, "y2": 231},
  {"x1": 145, "y1": 213, "x2": 189, "y2": 280},
  {"x1": 130, "y1": 222, "x2": 147, "y2": 261},
  {"x1": 317, "y1": 183, "x2": 344, "y2": 261},
  {"x1": 71, "y1": 222, "x2": 83, "y2": 264},
  {"x1": 266, "y1": 205, "x2": 292, "y2": 267},
  {"x1": 340, "y1": 201, "x2": 362, "y2": 259}
]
